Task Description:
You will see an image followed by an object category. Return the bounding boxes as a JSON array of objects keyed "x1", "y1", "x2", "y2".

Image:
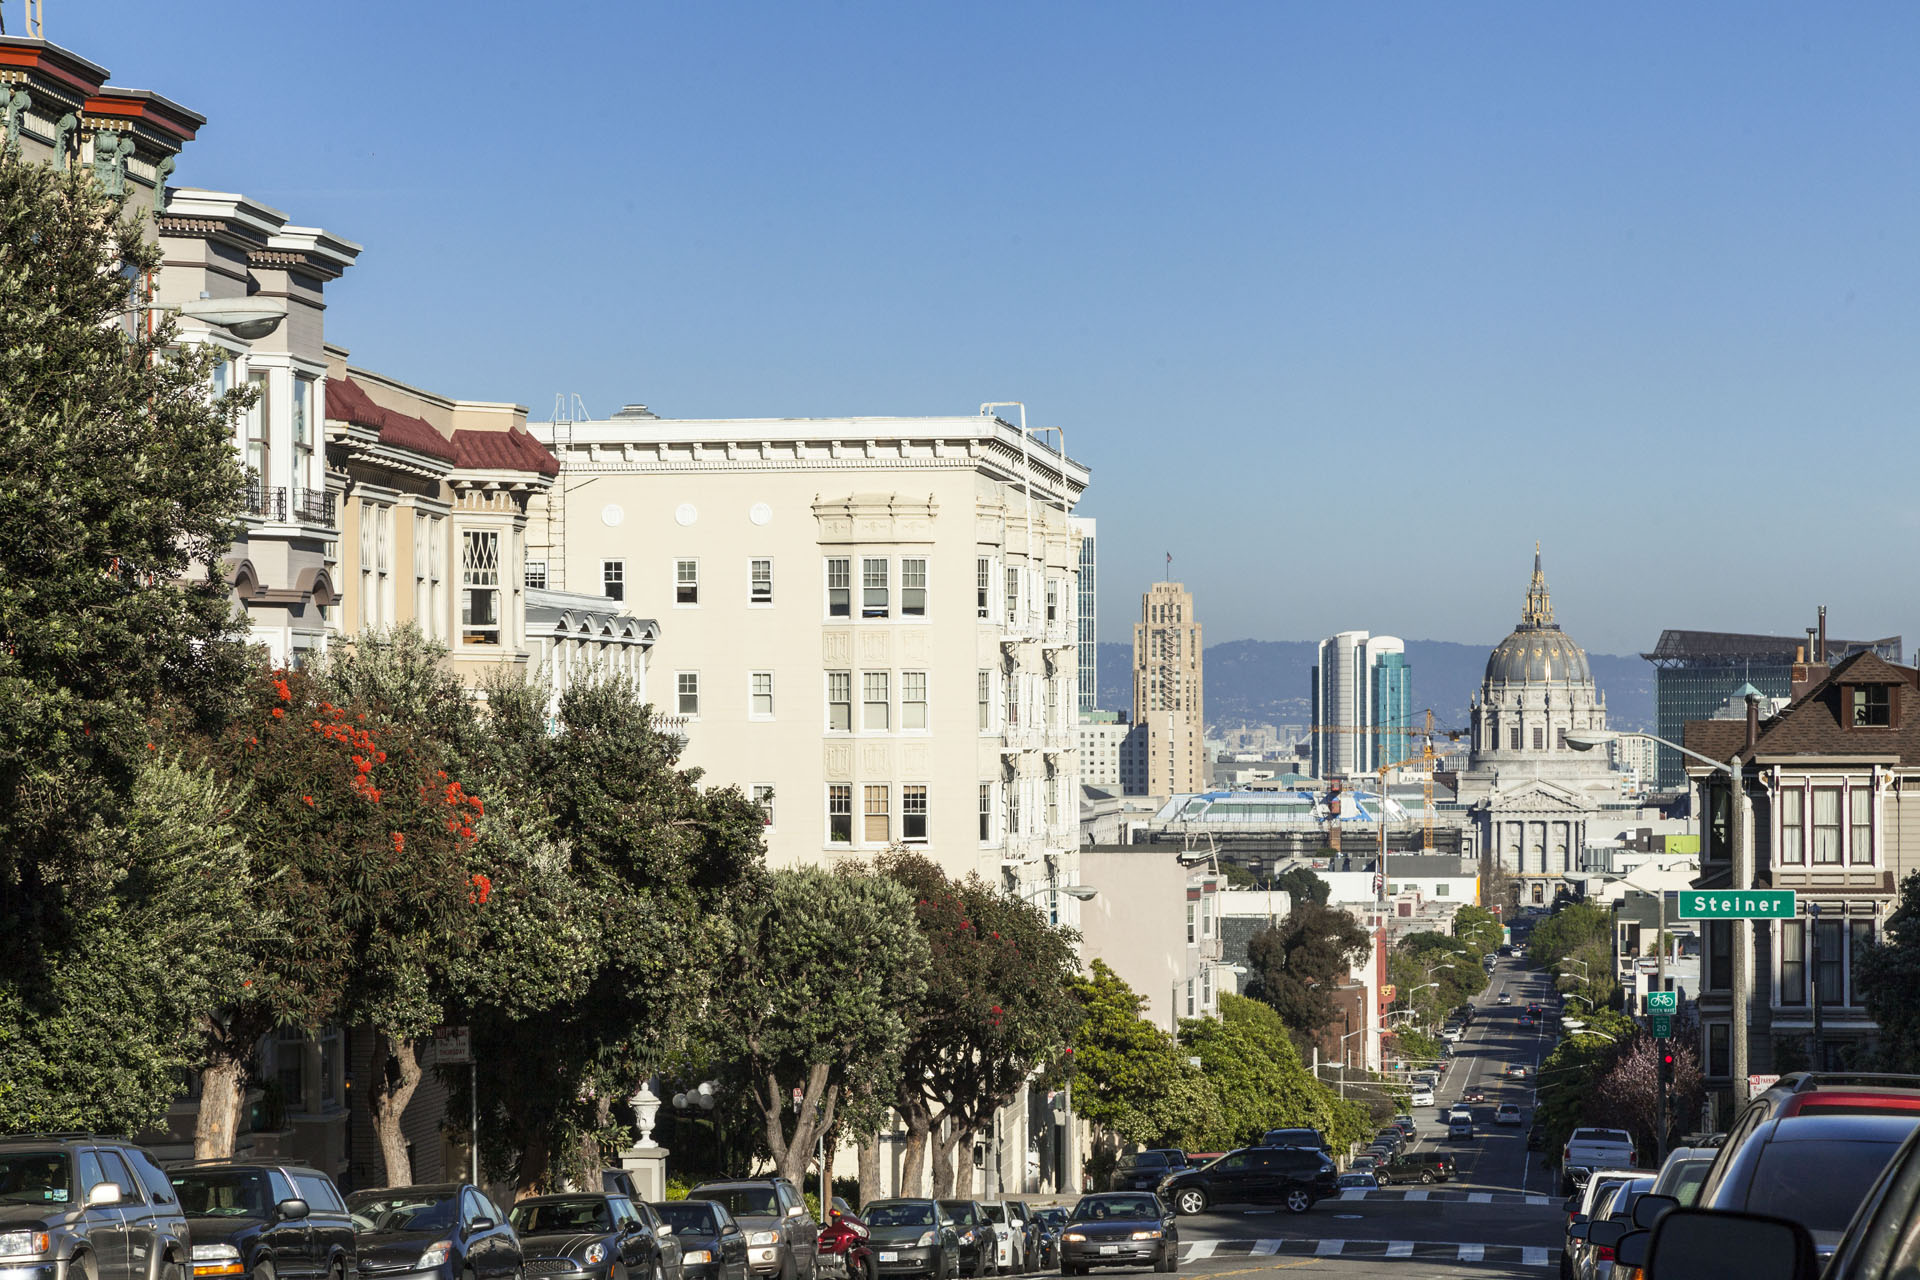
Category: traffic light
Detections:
[{"x1": 1658, "y1": 1047, "x2": 1676, "y2": 1085}]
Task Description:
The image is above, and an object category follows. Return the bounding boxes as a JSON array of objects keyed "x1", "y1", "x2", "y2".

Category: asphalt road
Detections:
[{"x1": 1154, "y1": 957, "x2": 1568, "y2": 1279}]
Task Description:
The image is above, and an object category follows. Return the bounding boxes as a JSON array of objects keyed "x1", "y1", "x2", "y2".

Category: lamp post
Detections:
[{"x1": 1570, "y1": 717, "x2": 1754, "y2": 1108}]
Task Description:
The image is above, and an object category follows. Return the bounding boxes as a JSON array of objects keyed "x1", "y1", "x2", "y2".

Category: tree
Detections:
[
  {"x1": 0, "y1": 148, "x2": 251, "y2": 1128},
  {"x1": 1530, "y1": 901, "x2": 1621, "y2": 1007},
  {"x1": 1534, "y1": 1006, "x2": 1637, "y2": 1167},
  {"x1": 1589, "y1": 1031, "x2": 1703, "y2": 1160},
  {"x1": 1245, "y1": 902, "x2": 1371, "y2": 1047},
  {"x1": 1856, "y1": 871, "x2": 1920, "y2": 1068},
  {"x1": 1179, "y1": 994, "x2": 1370, "y2": 1152},
  {"x1": 704, "y1": 867, "x2": 930, "y2": 1186},
  {"x1": 1274, "y1": 865, "x2": 1331, "y2": 910},
  {"x1": 1451, "y1": 905, "x2": 1503, "y2": 956},
  {"x1": 1068, "y1": 961, "x2": 1216, "y2": 1148}
]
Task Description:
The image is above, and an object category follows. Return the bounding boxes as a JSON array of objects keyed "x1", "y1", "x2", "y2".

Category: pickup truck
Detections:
[{"x1": 1561, "y1": 1127, "x2": 1636, "y2": 1193}]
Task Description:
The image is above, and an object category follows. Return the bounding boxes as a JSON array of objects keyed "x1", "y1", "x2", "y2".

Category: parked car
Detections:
[
  {"x1": 1337, "y1": 1173, "x2": 1378, "y2": 1191},
  {"x1": 1257, "y1": 1129, "x2": 1329, "y2": 1154},
  {"x1": 814, "y1": 1204, "x2": 874, "y2": 1280},
  {"x1": 1028, "y1": 1210, "x2": 1069, "y2": 1271},
  {"x1": 1649, "y1": 1147, "x2": 1719, "y2": 1208},
  {"x1": 1347, "y1": 1157, "x2": 1378, "y2": 1175},
  {"x1": 1058, "y1": 1194, "x2": 1175, "y2": 1275},
  {"x1": 511, "y1": 1194, "x2": 677, "y2": 1280},
  {"x1": 934, "y1": 1202, "x2": 994, "y2": 1277},
  {"x1": 347, "y1": 1184, "x2": 522, "y2": 1280},
  {"x1": 1377, "y1": 1153, "x2": 1455, "y2": 1185},
  {"x1": 1391, "y1": 1115, "x2": 1417, "y2": 1138},
  {"x1": 1559, "y1": 1170, "x2": 1639, "y2": 1280},
  {"x1": 0, "y1": 1136, "x2": 194, "y2": 1280},
  {"x1": 978, "y1": 1202, "x2": 1031, "y2": 1275},
  {"x1": 1694, "y1": 1073, "x2": 1920, "y2": 1210},
  {"x1": 171, "y1": 1162, "x2": 355, "y2": 1280},
  {"x1": 1561, "y1": 1130, "x2": 1637, "y2": 1195},
  {"x1": 1497, "y1": 1104, "x2": 1523, "y2": 1126},
  {"x1": 859, "y1": 1201, "x2": 957, "y2": 1280},
  {"x1": 1571, "y1": 1177, "x2": 1654, "y2": 1280},
  {"x1": 685, "y1": 1180, "x2": 816, "y2": 1280},
  {"x1": 1158, "y1": 1147, "x2": 1334, "y2": 1215},
  {"x1": 653, "y1": 1201, "x2": 750, "y2": 1280},
  {"x1": 1699, "y1": 1113, "x2": 1920, "y2": 1264},
  {"x1": 1108, "y1": 1151, "x2": 1189, "y2": 1193}
]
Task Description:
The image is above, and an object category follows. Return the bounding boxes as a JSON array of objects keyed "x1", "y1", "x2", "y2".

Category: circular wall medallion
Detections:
[
  {"x1": 675, "y1": 503, "x2": 699, "y2": 526},
  {"x1": 750, "y1": 503, "x2": 772, "y2": 526},
  {"x1": 601, "y1": 503, "x2": 624, "y2": 527}
]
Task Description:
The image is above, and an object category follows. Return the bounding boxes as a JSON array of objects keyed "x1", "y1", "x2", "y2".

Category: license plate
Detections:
[
  {"x1": 878, "y1": 1253, "x2": 897, "y2": 1263},
  {"x1": 1099, "y1": 1246, "x2": 1119, "y2": 1255}
]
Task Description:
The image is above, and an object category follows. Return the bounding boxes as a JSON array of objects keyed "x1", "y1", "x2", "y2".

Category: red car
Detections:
[
  {"x1": 1464, "y1": 1089, "x2": 1486, "y2": 1103},
  {"x1": 819, "y1": 1201, "x2": 875, "y2": 1280}
]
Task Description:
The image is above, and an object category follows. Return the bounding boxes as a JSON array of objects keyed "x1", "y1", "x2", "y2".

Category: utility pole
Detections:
[
  {"x1": 1810, "y1": 903, "x2": 1824, "y2": 1071},
  {"x1": 1656, "y1": 888, "x2": 1669, "y2": 1164},
  {"x1": 1730, "y1": 697, "x2": 1756, "y2": 1111}
]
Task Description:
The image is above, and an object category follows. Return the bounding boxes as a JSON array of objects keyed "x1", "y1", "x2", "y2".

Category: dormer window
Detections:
[{"x1": 1852, "y1": 685, "x2": 1893, "y2": 728}]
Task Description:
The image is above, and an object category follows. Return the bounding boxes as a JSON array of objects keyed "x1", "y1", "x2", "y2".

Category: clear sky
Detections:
[{"x1": 52, "y1": 2, "x2": 1920, "y2": 657}]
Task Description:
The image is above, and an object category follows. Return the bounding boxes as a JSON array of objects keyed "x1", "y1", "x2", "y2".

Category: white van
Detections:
[{"x1": 1411, "y1": 1085, "x2": 1435, "y2": 1107}]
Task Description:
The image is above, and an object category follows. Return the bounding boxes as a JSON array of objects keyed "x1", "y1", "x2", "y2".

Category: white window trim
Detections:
[
  {"x1": 826, "y1": 783, "x2": 854, "y2": 848},
  {"x1": 750, "y1": 556, "x2": 775, "y2": 608},
  {"x1": 751, "y1": 783, "x2": 776, "y2": 834},
  {"x1": 825, "y1": 670, "x2": 853, "y2": 735},
  {"x1": 825, "y1": 556, "x2": 853, "y2": 621},
  {"x1": 902, "y1": 670, "x2": 930, "y2": 734},
  {"x1": 674, "y1": 557, "x2": 701, "y2": 608},
  {"x1": 978, "y1": 780, "x2": 997, "y2": 847},
  {"x1": 674, "y1": 669, "x2": 701, "y2": 720},
  {"x1": 899, "y1": 554, "x2": 931, "y2": 622},
  {"x1": 749, "y1": 670, "x2": 775, "y2": 721},
  {"x1": 902, "y1": 782, "x2": 930, "y2": 845}
]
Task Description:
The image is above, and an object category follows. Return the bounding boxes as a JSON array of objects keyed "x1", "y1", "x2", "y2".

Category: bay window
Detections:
[{"x1": 460, "y1": 529, "x2": 500, "y2": 645}]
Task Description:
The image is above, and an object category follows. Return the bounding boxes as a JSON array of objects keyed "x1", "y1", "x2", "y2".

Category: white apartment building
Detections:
[
  {"x1": 1077, "y1": 716, "x2": 1130, "y2": 790},
  {"x1": 526, "y1": 404, "x2": 1090, "y2": 903}
]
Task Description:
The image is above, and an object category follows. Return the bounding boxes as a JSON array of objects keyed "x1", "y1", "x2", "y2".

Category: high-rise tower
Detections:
[{"x1": 1133, "y1": 580, "x2": 1205, "y2": 795}]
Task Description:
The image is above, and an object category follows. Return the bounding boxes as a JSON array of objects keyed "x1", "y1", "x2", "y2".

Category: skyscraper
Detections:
[
  {"x1": 1072, "y1": 516, "x2": 1097, "y2": 715},
  {"x1": 1133, "y1": 580, "x2": 1205, "y2": 795},
  {"x1": 1310, "y1": 632, "x2": 1412, "y2": 778}
]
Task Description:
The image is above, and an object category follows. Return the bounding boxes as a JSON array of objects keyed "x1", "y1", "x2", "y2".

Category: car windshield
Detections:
[
  {"x1": 867, "y1": 1203, "x2": 935, "y2": 1228},
  {"x1": 939, "y1": 1202, "x2": 978, "y2": 1224},
  {"x1": 981, "y1": 1206, "x2": 1007, "y2": 1223},
  {"x1": 511, "y1": 1199, "x2": 613, "y2": 1234},
  {"x1": 1071, "y1": 1196, "x2": 1158, "y2": 1222},
  {"x1": 174, "y1": 1171, "x2": 270, "y2": 1218},
  {"x1": 1743, "y1": 1139, "x2": 1909, "y2": 1232},
  {"x1": 348, "y1": 1191, "x2": 461, "y2": 1234},
  {"x1": 696, "y1": 1188, "x2": 778, "y2": 1219},
  {"x1": 655, "y1": 1203, "x2": 721, "y2": 1235},
  {"x1": 0, "y1": 1152, "x2": 71, "y2": 1205},
  {"x1": 1669, "y1": 1162, "x2": 1712, "y2": 1206}
]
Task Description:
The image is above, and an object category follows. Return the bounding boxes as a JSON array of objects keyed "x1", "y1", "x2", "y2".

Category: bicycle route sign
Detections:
[
  {"x1": 1645, "y1": 991, "x2": 1678, "y2": 1013},
  {"x1": 1675, "y1": 889, "x2": 1796, "y2": 919}
]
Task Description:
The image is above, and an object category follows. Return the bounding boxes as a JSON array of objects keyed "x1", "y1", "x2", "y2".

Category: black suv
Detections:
[
  {"x1": 0, "y1": 1134, "x2": 193, "y2": 1280},
  {"x1": 1108, "y1": 1151, "x2": 1189, "y2": 1192},
  {"x1": 1376, "y1": 1153, "x2": 1455, "y2": 1185},
  {"x1": 170, "y1": 1163, "x2": 355, "y2": 1280},
  {"x1": 1158, "y1": 1147, "x2": 1335, "y2": 1216},
  {"x1": 1257, "y1": 1129, "x2": 1329, "y2": 1154}
]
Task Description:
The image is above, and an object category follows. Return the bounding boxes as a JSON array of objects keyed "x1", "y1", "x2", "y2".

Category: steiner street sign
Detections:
[{"x1": 1676, "y1": 890, "x2": 1797, "y2": 919}]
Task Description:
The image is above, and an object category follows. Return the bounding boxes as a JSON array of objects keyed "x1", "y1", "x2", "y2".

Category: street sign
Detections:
[
  {"x1": 1645, "y1": 991, "x2": 1679, "y2": 1013},
  {"x1": 1675, "y1": 890, "x2": 1796, "y2": 920},
  {"x1": 432, "y1": 1025, "x2": 472, "y2": 1065},
  {"x1": 1651, "y1": 1014, "x2": 1672, "y2": 1038}
]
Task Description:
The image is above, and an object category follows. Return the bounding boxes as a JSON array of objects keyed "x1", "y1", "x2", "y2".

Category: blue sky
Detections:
[{"x1": 58, "y1": 3, "x2": 1920, "y2": 656}]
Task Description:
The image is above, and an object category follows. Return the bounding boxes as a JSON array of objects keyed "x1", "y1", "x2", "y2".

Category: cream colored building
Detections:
[
  {"x1": 1133, "y1": 581, "x2": 1206, "y2": 796},
  {"x1": 525, "y1": 404, "x2": 1089, "y2": 901}
]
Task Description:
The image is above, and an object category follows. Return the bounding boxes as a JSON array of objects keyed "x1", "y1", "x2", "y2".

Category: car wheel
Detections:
[
  {"x1": 1284, "y1": 1188, "x2": 1312, "y2": 1215},
  {"x1": 1173, "y1": 1188, "x2": 1207, "y2": 1216},
  {"x1": 1420, "y1": 1171, "x2": 1434, "y2": 1185},
  {"x1": 255, "y1": 1264, "x2": 276, "y2": 1280},
  {"x1": 779, "y1": 1253, "x2": 797, "y2": 1280},
  {"x1": 161, "y1": 1257, "x2": 187, "y2": 1280}
]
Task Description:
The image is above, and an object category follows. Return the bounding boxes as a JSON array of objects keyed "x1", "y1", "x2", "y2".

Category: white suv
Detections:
[{"x1": 1496, "y1": 1103, "x2": 1522, "y2": 1125}]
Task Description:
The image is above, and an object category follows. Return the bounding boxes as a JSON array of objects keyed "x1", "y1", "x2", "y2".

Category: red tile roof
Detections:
[
  {"x1": 326, "y1": 377, "x2": 458, "y2": 463},
  {"x1": 452, "y1": 426, "x2": 559, "y2": 477}
]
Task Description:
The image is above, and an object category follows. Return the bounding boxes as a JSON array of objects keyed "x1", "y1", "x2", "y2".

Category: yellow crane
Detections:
[{"x1": 1309, "y1": 711, "x2": 1465, "y2": 855}]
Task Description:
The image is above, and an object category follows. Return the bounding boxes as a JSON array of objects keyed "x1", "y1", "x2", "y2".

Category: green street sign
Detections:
[
  {"x1": 1676, "y1": 890, "x2": 1797, "y2": 920},
  {"x1": 1651, "y1": 1014, "x2": 1672, "y2": 1039},
  {"x1": 1645, "y1": 991, "x2": 1678, "y2": 1013}
]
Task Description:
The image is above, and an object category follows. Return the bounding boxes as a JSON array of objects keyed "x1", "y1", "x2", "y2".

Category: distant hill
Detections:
[{"x1": 1095, "y1": 639, "x2": 1653, "y2": 735}]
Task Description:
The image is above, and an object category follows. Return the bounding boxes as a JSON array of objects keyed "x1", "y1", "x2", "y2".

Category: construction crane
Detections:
[{"x1": 1371, "y1": 710, "x2": 1467, "y2": 854}]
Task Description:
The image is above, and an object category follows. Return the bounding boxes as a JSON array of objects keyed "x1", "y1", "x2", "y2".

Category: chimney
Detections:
[
  {"x1": 1746, "y1": 692, "x2": 1760, "y2": 751},
  {"x1": 1818, "y1": 606, "x2": 1828, "y2": 664}
]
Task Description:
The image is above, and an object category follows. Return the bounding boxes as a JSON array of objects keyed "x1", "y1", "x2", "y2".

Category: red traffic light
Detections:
[{"x1": 1661, "y1": 1050, "x2": 1676, "y2": 1067}]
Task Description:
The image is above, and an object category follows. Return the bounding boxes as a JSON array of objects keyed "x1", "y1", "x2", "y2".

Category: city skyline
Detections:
[{"x1": 48, "y1": 2, "x2": 1920, "y2": 653}]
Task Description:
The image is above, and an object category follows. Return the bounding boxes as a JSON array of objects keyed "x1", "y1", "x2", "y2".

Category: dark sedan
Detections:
[
  {"x1": 348, "y1": 1185, "x2": 522, "y2": 1280},
  {"x1": 652, "y1": 1202, "x2": 748, "y2": 1280},
  {"x1": 862, "y1": 1200, "x2": 957, "y2": 1280},
  {"x1": 934, "y1": 1202, "x2": 992, "y2": 1278},
  {"x1": 511, "y1": 1194, "x2": 674, "y2": 1280},
  {"x1": 1059, "y1": 1194, "x2": 1176, "y2": 1275},
  {"x1": 1158, "y1": 1147, "x2": 1335, "y2": 1216},
  {"x1": 172, "y1": 1163, "x2": 356, "y2": 1280},
  {"x1": 1030, "y1": 1210, "x2": 1069, "y2": 1270}
]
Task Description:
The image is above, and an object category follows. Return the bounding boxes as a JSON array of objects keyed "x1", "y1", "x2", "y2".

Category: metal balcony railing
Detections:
[
  {"x1": 292, "y1": 486, "x2": 336, "y2": 526},
  {"x1": 243, "y1": 480, "x2": 286, "y2": 521}
]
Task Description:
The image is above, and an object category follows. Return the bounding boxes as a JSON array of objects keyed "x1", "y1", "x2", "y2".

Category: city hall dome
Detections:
[
  {"x1": 1467, "y1": 544, "x2": 1609, "y2": 772},
  {"x1": 1483, "y1": 545, "x2": 1593, "y2": 687}
]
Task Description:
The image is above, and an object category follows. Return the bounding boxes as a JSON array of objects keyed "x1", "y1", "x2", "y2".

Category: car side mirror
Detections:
[
  {"x1": 1615, "y1": 1230, "x2": 1649, "y2": 1270},
  {"x1": 1587, "y1": 1221, "x2": 1628, "y2": 1251},
  {"x1": 787, "y1": 1206, "x2": 806, "y2": 1219},
  {"x1": 278, "y1": 1199, "x2": 311, "y2": 1222},
  {"x1": 1570, "y1": 1214, "x2": 1589, "y2": 1228},
  {"x1": 1645, "y1": 1209, "x2": 1819, "y2": 1280},
  {"x1": 87, "y1": 1184, "x2": 122, "y2": 1208},
  {"x1": 469, "y1": 1216, "x2": 496, "y2": 1233},
  {"x1": 1632, "y1": 1195, "x2": 1678, "y2": 1230},
  {"x1": 1568, "y1": 1224, "x2": 1590, "y2": 1243}
]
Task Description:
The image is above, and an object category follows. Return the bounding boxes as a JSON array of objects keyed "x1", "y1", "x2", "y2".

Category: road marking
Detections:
[
  {"x1": 1403, "y1": 1191, "x2": 1428, "y2": 1202},
  {"x1": 1186, "y1": 1241, "x2": 1219, "y2": 1260},
  {"x1": 1459, "y1": 1244, "x2": 1485, "y2": 1262},
  {"x1": 1339, "y1": 1189, "x2": 1367, "y2": 1201},
  {"x1": 1251, "y1": 1240, "x2": 1282, "y2": 1256},
  {"x1": 1314, "y1": 1240, "x2": 1343, "y2": 1256},
  {"x1": 1524, "y1": 1248, "x2": 1549, "y2": 1267},
  {"x1": 1527, "y1": 1195, "x2": 1550, "y2": 1205},
  {"x1": 1386, "y1": 1242, "x2": 1413, "y2": 1258},
  {"x1": 1469, "y1": 1192, "x2": 1491, "y2": 1203}
]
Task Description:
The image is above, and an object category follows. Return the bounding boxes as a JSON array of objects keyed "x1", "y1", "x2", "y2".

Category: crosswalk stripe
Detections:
[
  {"x1": 1404, "y1": 1190, "x2": 1428, "y2": 1202},
  {"x1": 1459, "y1": 1244, "x2": 1485, "y2": 1262},
  {"x1": 1527, "y1": 1195, "x2": 1551, "y2": 1205},
  {"x1": 1469, "y1": 1193, "x2": 1492, "y2": 1203},
  {"x1": 1386, "y1": 1242, "x2": 1414, "y2": 1258},
  {"x1": 1340, "y1": 1188, "x2": 1368, "y2": 1200},
  {"x1": 1315, "y1": 1239, "x2": 1344, "y2": 1256},
  {"x1": 1523, "y1": 1247, "x2": 1550, "y2": 1266},
  {"x1": 1251, "y1": 1240, "x2": 1282, "y2": 1256},
  {"x1": 1184, "y1": 1241, "x2": 1217, "y2": 1260}
]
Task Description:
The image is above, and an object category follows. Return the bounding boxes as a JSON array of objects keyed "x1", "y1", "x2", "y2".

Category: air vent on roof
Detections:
[{"x1": 612, "y1": 404, "x2": 658, "y2": 419}]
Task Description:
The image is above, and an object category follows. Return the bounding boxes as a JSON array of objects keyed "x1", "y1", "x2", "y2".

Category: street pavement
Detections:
[{"x1": 1157, "y1": 956, "x2": 1568, "y2": 1280}]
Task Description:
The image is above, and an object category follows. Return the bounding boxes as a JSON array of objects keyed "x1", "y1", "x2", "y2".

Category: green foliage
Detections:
[
  {"x1": 1274, "y1": 865, "x2": 1331, "y2": 909},
  {"x1": 1530, "y1": 901, "x2": 1621, "y2": 1007},
  {"x1": 1534, "y1": 1007, "x2": 1637, "y2": 1162},
  {"x1": 1451, "y1": 905, "x2": 1504, "y2": 955},
  {"x1": 1856, "y1": 871, "x2": 1920, "y2": 1069},
  {"x1": 1180, "y1": 994, "x2": 1370, "y2": 1152},
  {"x1": 1246, "y1": 902, "x2": 1372, "y2": 1047},
  {"x1": 1391, "y1": 935, "x2": 1488, "y2": 1024},
  {"x1": 1069, "y1": 960, "x2": 1217, "y2": 1147}
]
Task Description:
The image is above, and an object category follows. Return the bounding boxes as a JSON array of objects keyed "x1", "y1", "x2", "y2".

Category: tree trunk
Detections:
[
  {"x1": 763, "y1": 1063, "x2": 842, "y2": 1187},
  {"x1": 368, "y1": 1031, "x2": 423, "y2": 1187},
  {"x1": 931, "y1": 1120, "x2": 959, "y2": 1198},
  {"x1": 898, "y1": 1100, "x2": 931, "y2": 1198},
  {"x1": 515, "y1": 1125, "x2": 554, "y2": 1199},
  {"x1": 856, "y1": 1133, "x2": 881, "y2": 1207},
  {"x1": 952, "y1": 1129, "x2": 975, "y2": 1197},
  {"x1": 194, "y1": 1054, "x2": 248, "y2": 1159}
]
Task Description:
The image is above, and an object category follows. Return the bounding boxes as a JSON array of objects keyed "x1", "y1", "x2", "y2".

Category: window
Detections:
[
  {"x1": 127, "y1": 1149, "x2": 177, "y2": 1205},
  {"x1": 428, "y1": 519, "x2": 444, "y2": 640},
  {"x1": 291, "y1": 1173, "x2": 345, "y2": 1215},
  {"x1": 1186, "y1": 902, "x2": 1196, "y2": 945},
  {"x1": 863, "y1": 672, "x2": 890, "y2": 730},
  {"x1": 903, "y1": 785, "x2": 928, "y2": 842},
  {"x1": 675, "y1": 559, "x2": 699, "y2": 605},
  {"x1": 1780, "y1": 788, "x2": 1805, "y2": 865},
  {"x1": 1008, "y1": 784, "x2": 1022, "y2": 836},
  {"x1": 751, "y1": 559, "x2": 773, "y2": 604},
  {"x1": 1707, "y1": 921, "x2": 1732, "y2": 991},
  {"x1": 1813, "y1": 790, "x2": 1842, "y2": 864},
  {"x1": 862, "y1": 558, "x2": 890, "y2": 617},
  {"x1": 864, "y1": 785, "x2": 890, "y2": 843},
  {"x1": 1006, "y1": 672, "x2": 1020, "y2": 727},
  {"x1": 977, "y1": 558, "x2": 991, "y2": 618},
  {"x1": 1816, "y1": 919, "x2": 1844, "y2": 1006},
  {"x1": 292, "y1": 375, "x2": 313, "y2": 482},
  {"x1": 1005, "y1": 567, "x2": 1020, "y2": 625},
  {"x1": 95, "y1": 1152, "x2": 142, "y2": 1204},
  {"x1": 1780, "y1": 921, "x2": 1806, "y2": 1005},
  {"x1": 1853, "y1": 686, "x2": 1892, "y2": 727},
  {"x1": 903, "y1": 672, "x2": 927, "y2": 729},
  {"x1": 676, "y1": 672, "x2": 700, "y2": 717},
  {"x1": 828, "y1": 558, "x2": 851, "y2": 617},
  {"x1": 1185, "y1": 980, "x2": 1195, "y2": 1018},
  {"x1": 828, "y1": 785, "x2": 852, "y2": 844},
  {"x1": 276, "y1": 1026, "x2": 306, "y2": 1108},
  {"x1": 1851, "y1": 921, "x2": 1875, "y2": 1002},
  {"x1": 1556, "y1": 728, "x2": 1567, "y2": 750},
  {"x1": 1708, "y1": 1023, "x2": 1731, "y2": 1078},
  {"x1": 751, "y1": 672, "x2": 774, "y2": 718},
  {"x1": 524, "y1": 559, "x2": 547, "y2": 590},
  {"x1": 1509, "y1": 727, "x2": 1522, "y2": 750},
  {"x1": 1851, "y1": 789, "x2": 1873, "y2": 863},
  {"x1": 979, "y1": 783, "x2": 992, "y2": 841},
  {"x1": 902, "y1": 558, "x2": 927, "y2": 616},
  {"x1": 603, "y1": 559, "x2": 625, "y2": 601},
  {"x1": 460, "y1": 529, "x2": 501, "y2": 645},
  {"x1": 978, "y1": 670, "x2": 992, "y2": 730},
  {"x1": 246, "y1": 370, "x2": 270, "y2": 481},
  {"x1": 1532, "y1": 726, "x2": 1545, "y2": 750},
  {"x1": 752, "y1": 784, "x2": 775, "y2": 829},
  {"x1": 828, "y1": 672, "x2": 852, "y2": 731},
  {"x1": 1046, "y1": 579, "x2": 1059, "y2": 623}
]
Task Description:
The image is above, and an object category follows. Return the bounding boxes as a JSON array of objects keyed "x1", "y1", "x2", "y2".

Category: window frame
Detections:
[
  {"x1": 827, "y1": 557, "x2": 851, "y2": 618},
  {"x1": 750, "y1": 671, "x2": 774, "y2": 720},
  {"x1": 750, "y1": 558, "x2": 774, "y2": 606},
  {"x1": 828, "y1": 784, "x2": 853, "y2": 845},
  {"x1": 901, "y1": 557, "x2": 928, "y2": 617},
  {"x1": 1850, "y1": 787, "x2": 1873, "y2": 864},
  {"x1": 862, "y1": 557, "x2": 890, "y2": 619},
  {"x1": 903, "y1": 784, "x2": 928, "y2": 843},
  {"x1": 752, "y1": 783, "x2": 775, "y2": 831},
  {"x1": 1812, "y1": 789, "x2": 1843, "y2": 865},
  {"x1": 976, "y1": 557, "x2": 992, "y2": 619},
  {"x1": 863, "y1": 671, "x2": 890, "y2": 731},
  {"x1": 978, "y1": 782, "x2": 993, "y2": 844},
  {"x1": 675, "y1": 670, "x2": 701, "y2": 718},
  {"x1": 459, "y1": 528, "x2": 502, "y2": 646},
  {"x1": 827, "y1": 671, "x2": 853, "y2": 733},
  {"x1": 863, "y1": 784, "x2": 890, "y2": 844},
  {"x1": 524, "y1": 558, "x2": 548, "y2": 591},
  {"x1": 1780, "y1": 786, "x2": 1805, "y2": 865},
  {"x1": 977, "y1": 670, "x2": 992, "y2": 732},
  {"x1": 602, "y1": 558, "x2": 625, "y2": 602},
  {"x1": 1779, "y1": 919, "x2": 1807, "y2": 1006},
  {"x1": 674, "y1": 558, "x2": 700, "y2": 606},
  {"x1": 902, "y1": 671, "x2": 928, "y2": 731}
]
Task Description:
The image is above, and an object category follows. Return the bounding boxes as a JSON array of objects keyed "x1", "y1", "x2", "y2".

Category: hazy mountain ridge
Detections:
[{"x1": 1095, "y1": 639, "x2": 1654, "y2": 735}]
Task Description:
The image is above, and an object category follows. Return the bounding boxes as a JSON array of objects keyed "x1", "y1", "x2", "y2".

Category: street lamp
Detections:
[
  {"x1": 1018, "y1": 883, "x2": 1098, "y2": 903},
  {"x1": 1569, "y1": 717, "x2": 1755, "y2": 1103}
]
